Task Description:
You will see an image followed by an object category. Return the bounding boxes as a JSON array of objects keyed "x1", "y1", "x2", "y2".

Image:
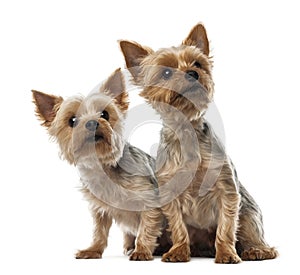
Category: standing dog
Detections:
[
  {"x1": 32, "y1": 69, "x2": 162, "y2": 260},
  {"x1": 119, "y1": 23, "x2": 278, "y2": 263}
]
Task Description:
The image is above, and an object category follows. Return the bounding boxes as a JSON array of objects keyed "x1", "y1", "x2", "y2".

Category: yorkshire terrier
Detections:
[
  {"x1": 32, "y1": 68, "x2": 162, "y2": 260},
  {"x1": 119, "y1": 23, "x2": 278, "y2": 263}
]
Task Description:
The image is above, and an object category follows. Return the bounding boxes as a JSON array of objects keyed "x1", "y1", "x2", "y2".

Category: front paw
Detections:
[
  {"x1": 162, "y1": 243, "x2": 191, "y2": 262},
  {"x1": 129, "y1": 249, "x2": 153, "y2": 261},
  {"x1": 215, "y1": 251, "x2": 241, "y2": 264},
  {"x1": 75, "y1": 250, "x2": 102, "y2": 259}
]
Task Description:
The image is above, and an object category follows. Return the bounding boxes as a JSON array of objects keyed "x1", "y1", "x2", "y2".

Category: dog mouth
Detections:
[
  {"x1": 169, "y1": 83, "x2": 211, "y2": 112},
  {"x1": 181, "y1": 82, "x2": 207, "y2": 95},
  {"x1": 171, "y1": 84, "x2": 207, "y2": 102},
  {"x1": 73, "y1": 132, "x2": 112, "y2": 160},
  {"x1": 86, "y1": 134, "x2": 104, "y2": 143}
]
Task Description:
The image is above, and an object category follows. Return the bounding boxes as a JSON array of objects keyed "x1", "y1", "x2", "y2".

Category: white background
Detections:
[{"x1": 1, "y1": 0, "x2": 299, "y2": 274}]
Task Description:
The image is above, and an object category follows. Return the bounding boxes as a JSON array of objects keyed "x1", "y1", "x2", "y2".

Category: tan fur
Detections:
[
  {"x1": 120, "y1": 23, "x2": 278, "y2": 263},
  {"x1": 32, "y1": 68, "x2": 162, "y2": 260}
]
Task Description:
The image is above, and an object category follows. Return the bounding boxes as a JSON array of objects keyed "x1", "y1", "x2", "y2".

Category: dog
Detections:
[
  {"x1": 119, "y1": 23, "x2": 278, "y2": 263},
  {"x1": 32, "y1": 68, "x2": 163, "y2": 260}
]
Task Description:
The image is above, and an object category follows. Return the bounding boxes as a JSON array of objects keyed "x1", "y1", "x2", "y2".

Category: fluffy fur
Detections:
[
  {"x1": 120, "y1": 23, "x2": 278, "y2": 263},
  {"x1": 32, "y1": 68, "x2": 162, "y2": 260}
]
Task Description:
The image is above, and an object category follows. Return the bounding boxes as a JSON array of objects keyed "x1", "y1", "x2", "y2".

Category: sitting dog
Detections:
[
  {"x1": 119, "y1": 23, "x2": 278, "y2": 263},
  {"x1": 32, "y1": 68, "x2": 162, "y2": 260}
]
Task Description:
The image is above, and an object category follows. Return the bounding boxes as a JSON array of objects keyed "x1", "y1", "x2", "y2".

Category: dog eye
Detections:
[
  {"x1": 194, "y1": 61, "x2": 202, "y2": 68},
  {"x1": 161, "y1": 68, "x2": 173, "y2": 79},
  {"x1": 68, "y1": 116, "x2": 78, "y2": 128},
  {"x1": 100, "y1": 110, "x2": 109, "y2": 121}
]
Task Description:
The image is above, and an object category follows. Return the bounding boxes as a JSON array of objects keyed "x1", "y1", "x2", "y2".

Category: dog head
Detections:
[
  {"x1": 120, "y1": 23, "x2": 214, "y2": 121},
  {"x1": 32, "y1": 68, "x2": 129, "y2": 166}
]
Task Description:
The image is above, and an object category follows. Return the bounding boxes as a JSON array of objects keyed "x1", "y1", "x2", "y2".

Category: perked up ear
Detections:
[
  {"x1": 119, "y1": 40, "x2": 153, "y2": 80},
  {"x1": 101, "y1": 68, "x2": 129, "y2": 113},
  {"x1": 182, "y1": 23, "x2": 209, "y2": 56},
  {"x1": 32, "y1": 90, "x2": 63, "y2": 127}
]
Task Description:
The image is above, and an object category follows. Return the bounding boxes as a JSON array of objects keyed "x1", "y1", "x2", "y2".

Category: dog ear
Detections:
[
  {"x1": 182, "y1": 23, "x2": 209, "y2": 56},
  {"x1": 101, "y1": 68, "x2": 129, "y2": 113},
  {"x1": 119, "y1": 40, "x2": 152, "y2": 80},
  {"x1": 32, "y1": 90, "x2": 63, "y2": 127}
]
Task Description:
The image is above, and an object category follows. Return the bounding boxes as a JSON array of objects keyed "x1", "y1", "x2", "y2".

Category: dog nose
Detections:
[
  {"x1": 85, "y1": 120, "x2": 99, "y2": 131},
  {"x1": 185, "y1": 70, "x2": 199, "y2": 81}
]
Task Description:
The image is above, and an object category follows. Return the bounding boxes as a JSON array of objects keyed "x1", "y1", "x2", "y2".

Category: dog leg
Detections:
[
  {"x1": 237, "y1": 186, "x2": 278, "y2": 260},
  {"x1": 214, "y1": 180, "x2": 241, "y2": 264},
  {"x1": 161, "y1": 199, "x2": 191, "y2": 262},
  {"x1": 129, "y1": 208, "x2": 162, "y2": 261},
  {"x1": 75, "y1": 210, "x2": 112, "y2": 259}
]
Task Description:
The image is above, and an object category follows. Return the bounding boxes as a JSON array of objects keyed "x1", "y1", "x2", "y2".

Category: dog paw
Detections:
[
  {"x1": 75, "y1": 250, "x2": 102, "y2": 259},
  {"x1": 129, "y1": 250, "x2": 153, "y2": 261},
  {"x1": 162, "y1": 244, "x2": 191, "y2": 262},
  {"x1": 215, "y1": 252, "x2": 241, "y2": 264},
  {"x1": 241, "y1": 247, "x2": 278, "y2": 261}
]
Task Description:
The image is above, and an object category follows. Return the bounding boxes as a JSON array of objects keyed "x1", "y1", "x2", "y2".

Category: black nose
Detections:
[
  {"x1": 85, "y1": 120, "x2": 99, "y2": 131},
  {"x1": 185, "y1": 70, "x2": 199, "y2": 81}
]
